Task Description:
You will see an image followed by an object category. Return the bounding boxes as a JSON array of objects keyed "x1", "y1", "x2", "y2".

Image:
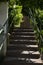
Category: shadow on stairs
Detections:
[{"x1": 0, "y1": 16, "x2": 43, "y2": 65}]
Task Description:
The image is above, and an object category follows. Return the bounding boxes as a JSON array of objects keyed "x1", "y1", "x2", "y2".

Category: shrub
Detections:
[{"x1": 11, "y1": 5, "x2": 23, "y2": 27}]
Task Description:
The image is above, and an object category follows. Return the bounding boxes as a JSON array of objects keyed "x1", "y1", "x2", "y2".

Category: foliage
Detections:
[
  {"x1": 29, "y1": 8, "x2": 43, "y2": 49},
  {"x1": 11, "y1": 5, "x2": 23, "y2": 26},
  {"x1": 9, "y1": 0, "x2": 16, "y2": 7},
  {"x1": 38, "y1": 9, "x2": 43, "y2": 23},
  {"x1": 18, "y1": 0, "x2": 43, "y2": 15},
  {"x1": 41, "y1": 30, "x2": 43, "y2": 36},
  {"x1": 20, "y1": 0, "x2": 43, "y2": 9},
  {"x1": 8, "y1": 0, "x2": 16, "y2": 25},
  {"x1": 9, "y1": 0, "x2": 23, "y2": 27}
]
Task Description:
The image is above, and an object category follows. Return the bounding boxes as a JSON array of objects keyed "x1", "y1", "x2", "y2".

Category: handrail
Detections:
[
  {"x1": 29, "y1": 8, "x2": 43, "y2": 52},
  {"x1": 0, "y1": 16, "x2": 13, "y2": 47},
  {"x1": 0, "y1": 19, "x2": 8, "y2": 51},
  {"x1": 9, "y1": 21, "x2": 13, "y2": 30},
  {"x1": 0, "y1": 15, "x2": 13, "y2": 54}
]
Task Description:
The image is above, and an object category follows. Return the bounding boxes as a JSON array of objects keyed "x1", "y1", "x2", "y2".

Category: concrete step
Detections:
[
  {"x1": 9, "y1": 40, "x2": 38, "y2": 45},
  {"x1": 12, "y1": 28, "x2": 34, "y2": 32},
  {"x1": 8, "y1": 44, "x2": 38, "y2": 51},
  {"x1": 7, "y1": 50, "x2": 40, "y2": 59},
  {"x1": 9, "y1": 35, "x2": 36, "y2": 40},
  {"x1": 2, "y1": 57, "x2": 43, "y2": 65},
  {"x1": 11, "y1": 32, "x2": 35, "y2": 36},
  {"x1": 13, "y1": 27, "x2": 33, "y2": 29}
]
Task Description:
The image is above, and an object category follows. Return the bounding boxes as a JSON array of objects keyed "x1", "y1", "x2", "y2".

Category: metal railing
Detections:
[
  {"x1": 0, "y1": 25, "x2": 4, "y2": 50},
  {"x1": 0, "y1": 15, "x2": 13, "y2": 56},
  {"x1": 0, "y1": 19, "x2": 8, "y2": 56},
  {"x1": 29, "y1": 8, "x2": 43, "y2": 52}
]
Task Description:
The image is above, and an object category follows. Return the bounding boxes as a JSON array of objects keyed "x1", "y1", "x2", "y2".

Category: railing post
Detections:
[{"x1": 2, "y1": 20, "x2": 8, "y2": 56}]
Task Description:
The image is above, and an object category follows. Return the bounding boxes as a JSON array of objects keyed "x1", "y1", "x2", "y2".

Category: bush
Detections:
[{"x1": 11, "y1": 5, "x2": 23, "y2": 27}]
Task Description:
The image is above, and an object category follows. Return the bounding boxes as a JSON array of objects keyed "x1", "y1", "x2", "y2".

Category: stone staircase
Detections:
[
  {"x1": 1, "y1": 27, "x2": 43, "y2": 65},
  {"x1": 1, "y1": 16, "x2": 43, "y2": 65}
]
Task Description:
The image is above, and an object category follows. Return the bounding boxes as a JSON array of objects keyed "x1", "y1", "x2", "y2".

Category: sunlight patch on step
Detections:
[
  {"x1": 21, "y1": 51, "x2": 40, "y2": 54},
  {"x1": 25, "y1": 45, "x2": 38, "y2": 47},
  {"x1": 21, "y1": 51, "x2": 29, "y2": 54},
  {"x1": 18, "y1": 58, "x2": 25, "y2": 60}
]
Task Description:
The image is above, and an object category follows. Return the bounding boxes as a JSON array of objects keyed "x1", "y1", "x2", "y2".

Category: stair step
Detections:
[
  {"x1": 11, "y1": 32, "x2": 35, "y2": 36},
  {"x1": 10, "y1": 35, "x2": 36, "y2": 40},
  {"x1": 12, "y1": 28, "x2": 34, "y2": 32},
  {"x1": 13, "y1": 27, "x2": 33, "y2": 28},
  {"x1": 2, "y1": 57, "x2": 43, "y2": 65},
  {"x1": 8, "y1": 44, "x2": 38, "y2": 51},
  {"x1": 10, "y1": 40, "x2": 38, "y2": 45},
  {"x1": 7, "y1": 50, "x2": 40, "y2": 59}
]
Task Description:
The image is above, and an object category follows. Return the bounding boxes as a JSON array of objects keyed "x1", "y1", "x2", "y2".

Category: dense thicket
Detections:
[
  {"x1": 19, "y1": 0, "x2": 43, "y2": 9},
  {"x1": 18, "y1": 0, "x2": 43, "y2": 15}
]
